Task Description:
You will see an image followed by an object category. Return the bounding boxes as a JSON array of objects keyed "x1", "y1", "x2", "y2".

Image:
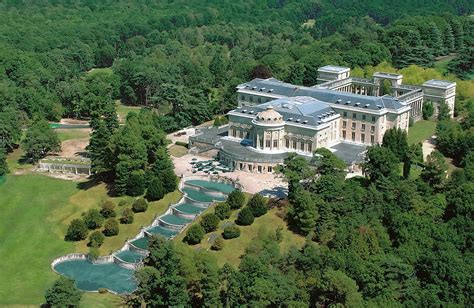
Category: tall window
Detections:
[
  {"x1": 250, "y1": 96, "x2": 254, "y2": 102},
  {"x1": 293, "y1": 140, "x2": 297, "y2": 149},
  {"x1": 343, "y1": 111, "x2": 347, "y2": 118},
  {"x1": 308, "y1": 143, "x2": 312, "y2": 153},
  {"x1": 361, "y1": 134, "x2": 365, "y2": 143},
  {"x1": 362, "y1": 114, "x2": 366, "y2": 121},
  {"x1": 371, "y1": 116, "x2": 376, "y2": 123},
  {"x1": 273, "y1": 140, "x2": 278, "y2": 148},
  {"x1": 300, "y1": 142, "x2": 305, "y2": 151},
  {"x1": 351, "y1": 132, "x2": 355, "y2": 141},
  {"x1": 240, "y1": 95, "x2": 245, "y2": 100},
  {"x1": 285, "y1": 139, "x2": 289, "y2": 148},
  {"x1": 371, "y1": 135, "x2": 375, "y2": 144},
  {"x1": 342, "y1": 130, "x2": 346, "y2": 139},
  {"x1": 342, "y1": 121, "x2": 347, "y2": 128},
  {"x1": 266, "y1": 140, "x2": 271, "y2": 148},
  {"x1": 232, "y1": 129, "x2": 236, "y2": 137},
  {"x1": 361, "y1": 124, "x2": 366, "y2": 131},
  {"x1": 239, "y1": 131, "x2": 243, "y2": 138},
  {"x1": 352, "y1": 113, "x2": 357, "y2": 119},
  {"x1": 351, "y1": 122, "x2": 356, "y2": 130},
  {"x1": 370, "y1": 125, "x2": 375, "y2": 133}
]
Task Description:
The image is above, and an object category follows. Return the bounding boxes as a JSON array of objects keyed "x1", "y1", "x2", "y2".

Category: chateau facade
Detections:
[{"x1": 190, "y1": 65, "x2": 456, "y2": 173}]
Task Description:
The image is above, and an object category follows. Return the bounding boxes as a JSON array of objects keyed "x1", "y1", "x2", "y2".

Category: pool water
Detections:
[
  {"x1": 160, "y1": 214, "x2": 192, "y2": 225},
  {"x1": 54, "y1": 260, "x2": 136, "y2": 293},
  {"x1": 185, "y1": 180, "x2": 235, "y2": 194},
  {"x1": 147, "y1": 225, "x2": 179, "y2": 238},
  {"x1": 115, "y1": 250, "x2": 145, "y2": 263},
  {"x1": 130, "y1": 237, "x2": 148, "y2": 250},
  {"x1": 174, "y1": 203, "x2": 204, "y2": 214},
  {"x1": 182, "y1": 187, "x2": 226, "y2": 202}
]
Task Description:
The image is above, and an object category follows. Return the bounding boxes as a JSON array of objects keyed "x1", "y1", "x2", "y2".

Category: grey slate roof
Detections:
[
  {"x1": 237, "y1": 78, "x2": 405, "y2": 111},
  {"x1": 423, "y1": 79, "x2": 456, "y2": 88},
  {"x1": 234, "y1": 96, "x2": 337, "y2": 127}
]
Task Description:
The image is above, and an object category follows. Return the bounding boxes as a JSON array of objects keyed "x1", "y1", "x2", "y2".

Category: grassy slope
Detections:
[
  {"x1": 407, "y1": 120, "x2": 437, "y2": 144},
  {"x1": 174, "y1": 206, "x2": 306, "y2": 267},
  {"x1": 80, "y1": 292, "x2": 125, "y2": 307},
  {"x1": 0, "y1": 170, "x2": 181, "y2": 305},
  {"x1": 0, "y1": 175, "x2": 78, "y2": 305},
  {"x1": 433, "y1": 54, "x2": 456, "y2": 76}
]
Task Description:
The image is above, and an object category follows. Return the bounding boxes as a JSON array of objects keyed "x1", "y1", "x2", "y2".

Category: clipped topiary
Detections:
[
  {"x1": 200, "y1": 213, "x2": 220, "y2": 233},
  {"x1": 118, "y1": 199, "x2": 129, "y2": 207},
  {"x1": 132, "y1": 198, "x2": 148, "y2": 213},
  {"x1": 247, "y1": 193, "x2": 267, "y2": 217},
  {"x1": 88, "y1": 230, "x2": 105, "y2": 247},
  {"x1": 215, "y1": 202, "x2": 231, "y2": 220},
  {"x1": 120, "y1": 208, "x2": 134, "y2": 224},
  {"x1": 65, "y1": 219, "x2": 88, "y2": 241},
  {"x1": 227, "y1": 189, "x2": 246, "y2": 209},
  {"x1": 222, "y1": 224, "x2": 241, "y2": 239},
  {"x1": 236, "y1": 207, "x2": 254, "y2": 226},
  {"x1": 100, "y1": 199, "x2": 116, "y2": 218},
  {"x1": 211, "y1": 236, "x2": 224, "y2": 250},
  {"x1": 83, "y1": 208, "x2": 104, "y2": 230},
  {"x1": 103, "y1": 218, "x2": 119, "y2": 236},
  {"x1": 184, "y1": 224, "x2": 205, "y2": 245}
]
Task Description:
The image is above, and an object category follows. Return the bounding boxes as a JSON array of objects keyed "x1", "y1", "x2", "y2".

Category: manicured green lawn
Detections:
[
  {"x1": 169, "y1": 144, "x2": 188, "y2": 158},
  {"x1": 407, "y1": 120, "x2": 437, "y2": 144},
  {"x1": 175, "y1": 206, "x2": 306, "y2": 267},
  {"x1": 0, "y1": 175, "x2": 79, "y2": 305},
  {"x1": 56, "y1": 128, "x2": 91, "y2": 141}
]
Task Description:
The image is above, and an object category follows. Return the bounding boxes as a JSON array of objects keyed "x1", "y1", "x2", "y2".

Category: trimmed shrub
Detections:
[
  {"x1": 200, "y1": 213, "x2": 220, "y2": 233},
  {"x1": 126, "y1": 170, "x2": 146, "y2": 196},
  {"x1": 236, "y1": 207, "x2": 254, "y2": 226},
  {"x1": 184, "y1": 224, "x2": 205, "y2": 245},
  {"x1": 88, "y1": 230, "x2": 105, "y2": 247},
  {"x1": 118, "y1": 199, "x2": 129, "y2": 207},
  {"x1": 103, "y1": 218, "x2": 119, "y2": 236},
  {"x1": 100, "y1": 200, "x2": 116, "y2": 218},
  {"x1": 215, "y1": 202, "x2": 231, "y2": 220},
  {"x1": 175, "y1": 141, "x2": 188, "y2": 148},
  {"x1": 120, "y1": 208, "x2": 134, "y2": 224},
  {"x1": 227, "y1": 189, "x2": 246, "y2": 209},
  {"x1": 247, "y1": 193, "x2": 267, "y2": 217},
  {"x1": 65, "y1": 219, "x2": 88, "y2": 241},
  {"x1": 132, "y1": 198, "x2": 148, "y2": 213},
  {"x1": 146, "y1": 177, "x2": 166, "y2": 201},
  {"x1": 83, "y1": 209, "x2": 104, "y2": 230},
  {"x1": 222, "y1": 224, "x2": 241, "y2": 239},
  {"x1": 211, "y1": 236, "x2": 224, "y2": 250}
]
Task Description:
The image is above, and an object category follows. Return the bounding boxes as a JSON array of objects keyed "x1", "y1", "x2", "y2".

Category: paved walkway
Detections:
[{"x1": 172, "y1": 153, "x2": 288, "y2": 197}]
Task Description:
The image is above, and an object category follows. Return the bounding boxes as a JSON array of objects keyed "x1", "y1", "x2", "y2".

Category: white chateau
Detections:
[{"x1": 190, "y1": 65, "x2": 456, "y2": 173}]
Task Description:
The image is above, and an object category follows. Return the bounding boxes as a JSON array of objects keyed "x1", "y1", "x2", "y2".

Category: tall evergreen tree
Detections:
[
  {"x1": 288, "y1": 187, "x2": 319, "y2": 235},
  {"x1": 87, "y1": 120, "x2": 113, "y2": 176},
  {"x1": 443, "y1": 24, "x2": 455, "y2": 54},
  {"x1": 426, "y1": 23, "x2": 443, "y2": 56}
]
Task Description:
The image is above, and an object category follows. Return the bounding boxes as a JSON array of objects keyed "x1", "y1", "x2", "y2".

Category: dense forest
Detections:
[
  {"x1": 0, "y1": 1, "x2": 473, "y2": 131},
  {"x1": 0, "y1": 1, "x2": 473, "y2": 306}
]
